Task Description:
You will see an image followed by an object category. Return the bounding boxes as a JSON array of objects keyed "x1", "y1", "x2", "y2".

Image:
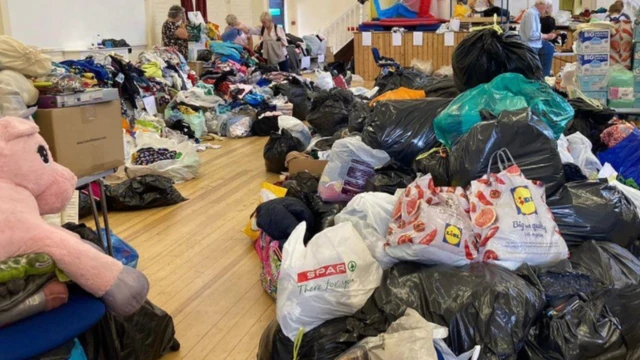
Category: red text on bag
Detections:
[{"x1": 297, "y1": 263, "x2": 347, "y2": 283}]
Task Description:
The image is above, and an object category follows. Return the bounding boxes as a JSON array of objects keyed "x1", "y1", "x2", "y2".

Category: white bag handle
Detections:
[{"x1": 486, "y1": 148, "x2": 517, "y2": 176}]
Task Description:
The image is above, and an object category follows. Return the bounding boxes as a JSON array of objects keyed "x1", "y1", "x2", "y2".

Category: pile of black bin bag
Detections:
[{"x1": 254, "y1": 28, "x2": 640, "y2": 360}]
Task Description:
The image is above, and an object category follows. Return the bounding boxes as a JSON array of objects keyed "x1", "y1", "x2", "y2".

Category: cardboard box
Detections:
[
  {"x1": 582, "y1": 91, "x2": 607, "y2": 106},
  {"x1": 577, "y1": 54, "x2": 610, "y2": 75},
  {"x1": 188, "y1": 61, "x2": 205, "y2": 77},
  {"x1": 288, "y1": 158, "x2": 328, "y2": 176},
  {"x1": 577, "y1": 75, "x2": 607, "y2": 92},
  {"x1": 576, "y1": 29, "x2": 610, "y2": 54},
  {"x1": 34, "y1": 100, "x2": 125, "y2": 178}
]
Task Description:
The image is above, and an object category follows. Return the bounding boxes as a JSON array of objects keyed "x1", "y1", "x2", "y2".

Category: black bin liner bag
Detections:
[
  {"x1": 449, "y1": 109, "x2": 565, "y2": 197},
  {"x1": 546, "y1": 181, "x2": 640, "y2": 252},
  {"x1": 452, "y1": 29, "x2": 543, "y2": 91},
  {"x1": 105, "y1": 175, "x2": 186, "y2": 211},
  {"x1": 362, "y1": 98, "x2": 452, "y2": 167},
  {"x1": 307, "y1": 88, "x2": 355, "y2": 137},
  {"x1": 263, "y1": 129, "x2": 305, "y2": 173}
]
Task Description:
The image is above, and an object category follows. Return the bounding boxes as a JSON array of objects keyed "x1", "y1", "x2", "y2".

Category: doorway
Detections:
[{"x1": 269, "y1": 0, "x2": 286, "y2": 29}]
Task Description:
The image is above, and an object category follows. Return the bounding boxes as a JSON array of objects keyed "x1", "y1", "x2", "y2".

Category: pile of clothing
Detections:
[{"x1": 246, "y1": 30, "x2": 640, "y2": 359}]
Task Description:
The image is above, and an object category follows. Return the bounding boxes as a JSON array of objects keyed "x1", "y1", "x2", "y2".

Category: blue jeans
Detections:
[
  {"x1": 537, "y1": 41, "x2": 555, "y2": 77},
  {"x1": 278, "y1": 59, "x2": 290, "y2": 73}
]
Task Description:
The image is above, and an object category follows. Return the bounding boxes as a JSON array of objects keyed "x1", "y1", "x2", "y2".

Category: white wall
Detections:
[{"x1": 291, "y1": 0, "x2": 354, "y2": 36}]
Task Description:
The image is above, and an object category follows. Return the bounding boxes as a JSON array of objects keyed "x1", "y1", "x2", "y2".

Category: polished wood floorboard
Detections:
[{"x1": 107, "y1": 136, "x2": 278, "y2": 360}]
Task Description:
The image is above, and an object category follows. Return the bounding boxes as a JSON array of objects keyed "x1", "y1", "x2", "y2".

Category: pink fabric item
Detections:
[
  {"x1": 601, "y1": 122, "x2": 635, "y2": 148},
  {"x1": 0, "y1": 117, "x2": 146, "y2": 314}
]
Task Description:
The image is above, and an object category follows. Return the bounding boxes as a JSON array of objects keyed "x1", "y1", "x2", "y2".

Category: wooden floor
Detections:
[{"x1": 107, "y1": 136, "x2": 278, "y2": 360}]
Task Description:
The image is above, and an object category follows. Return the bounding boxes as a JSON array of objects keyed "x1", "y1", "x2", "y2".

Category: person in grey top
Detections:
[{"x1": 519, "y1": 0, "x2": 557, "y2": 75}]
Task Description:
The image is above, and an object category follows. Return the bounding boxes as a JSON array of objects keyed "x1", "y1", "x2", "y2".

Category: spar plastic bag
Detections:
[
  {"x1": 566, "y1": 132, "x2": 602, "y2": 178},
  {"x1": 607, "y1": 65, "x2": 634, "y2": 108},
  {"x1": 0, "y1": 36, "x2": 52, "y2": 77},
  {"x1": 104, "y1": 175, "x2": 186, "y2": 211},
  {"x1": 385, "y1": 174, "x2": 477, "y2": 266},
  {"x1": 452, "y1": 29, "x2": 542, "y2": 91},
  {"x1": 277, "y1": 222, "x2": 383, "y2": 340},
  {"x1": 318, "y1": 137, "x2": 390, "y2": 202},
  {"x1": 598, "y1": 128, "x2": 640, "y2": 186},
  {"x1": 449, "y1": 109, "x2": 566, "y2": 197},
  {"x1": 335, "y1": 309, "x2": 451, "y2": 360},
  {"x1": 362, "y1": 99, "x2": 451, "y2": 166},
  {"x1": 263, "y1": 129, "x2": 305, "y2": 174},
  {"x1": 546, "y1": 180, "x2": 640, "y2": 252},
  {"x1": 334, "y1": 192, "x2": 399, "y2": 269},
  {"x1": 307, "y1": 88, "x2": 354, "y2": 137},
  {"x1": 467, "y1": 149, "x2": 568, "y2": 269},
  {"x1": 433, "y1": 73, "x2": 574, "y2": 148},
  {"x1": 126, "y1": 132, "x2": 200, "y2": 183},
  {"x1": 278, "y1": 115, "x2": 311, "y2": 148},
  {"x1": 413, "y1": 148, "x2": 451, "y2": 186}
]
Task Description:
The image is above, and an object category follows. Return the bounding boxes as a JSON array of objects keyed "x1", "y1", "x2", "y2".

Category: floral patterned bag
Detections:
[{"x1": 254, "y1": 231, "x2": 282, "y2": 300}]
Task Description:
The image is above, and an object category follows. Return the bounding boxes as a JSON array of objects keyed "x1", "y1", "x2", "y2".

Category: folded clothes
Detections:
[
  {"x1": 0, "y1": 280, "x2": 68, "y2": 327},
  {"x1": 133, "y1": 147, "x2": 181, "y2": 166},
  {"x1": 0, "y1": 273, "x2": 55, "y2": 312}
]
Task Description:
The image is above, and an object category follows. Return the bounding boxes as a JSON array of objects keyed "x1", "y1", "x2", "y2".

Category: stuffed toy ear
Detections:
[{"x1": 0, "y1": 117, "x2": 40, "y2": 142}]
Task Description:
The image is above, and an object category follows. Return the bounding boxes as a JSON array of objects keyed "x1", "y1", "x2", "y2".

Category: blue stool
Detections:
[{"x1": 0, "y1": 289, "x2": 105, "y2": 360}]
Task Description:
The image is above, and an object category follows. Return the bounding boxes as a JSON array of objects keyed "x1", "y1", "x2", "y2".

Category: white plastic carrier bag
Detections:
[
  {"x1": 318, "y1": 137, "x2": 390, "y2": 202},
  {"x1": 385, "y1": 174, "x2": 478, "y2": 266},
  {"x1": 126, "y1": 132, "x2": 201, "y2": 183},
  {"x1": 277, "y1": 221, "x2": 383, "y2": 340},
  {"x1": 334, "y1": 192, "x2": 399, "y2": 269},
  {"x1": 467, "y1": 148, "x2": 569, "y2": 269},
  {"x1": 566, "y1": 132, "x2": 602, "y2": 179}
]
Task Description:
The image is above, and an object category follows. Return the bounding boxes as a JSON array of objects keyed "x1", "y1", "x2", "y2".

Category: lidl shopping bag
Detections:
[
  {"x1": 385, "y1": 174, "x2": 478, "y2": 266},
  {"x1": 277, "y1": 222, "x2": 382, "y2": 340},
  {"x1": 467, "y1": 149, "x2": 569, "y2": 269}
]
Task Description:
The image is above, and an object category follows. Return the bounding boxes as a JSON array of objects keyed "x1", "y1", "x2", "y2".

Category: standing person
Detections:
[
  {"x1": 237, "y1": 12, "x2": 289, "y2": 72},
  {"x1": 605, "y1": 0, "x2": 631, "y2": 21},
  {"x1": 519, "y1": 0, "x2": 556, "y2": 76},
  {"x1": 607, "y1": 0, "x2": 633, "y2": 69},
  {"x1": 223, "y1": 14, "x2": 252, "y2": 48},
  {"x1": 162, "y1": 5, "x2": 189, "y2": 59},
  {"x1": 539, "y1": 4, "x2": 557, "y2": 76}
]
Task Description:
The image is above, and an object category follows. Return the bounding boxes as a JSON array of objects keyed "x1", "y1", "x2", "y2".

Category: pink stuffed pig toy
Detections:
[{"x1": 0, "y1": 117, "x2": 149, "y2": 316}]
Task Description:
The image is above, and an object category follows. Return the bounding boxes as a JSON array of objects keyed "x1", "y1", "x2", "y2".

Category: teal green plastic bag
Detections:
[{"x1": 433, "y1": 73, "x2": 574, "y2": 148}]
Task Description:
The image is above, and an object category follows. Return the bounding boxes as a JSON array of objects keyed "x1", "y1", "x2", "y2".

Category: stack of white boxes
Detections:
[{"x1": 575, "y1": 29, "x2": 611, "y2": 106}]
